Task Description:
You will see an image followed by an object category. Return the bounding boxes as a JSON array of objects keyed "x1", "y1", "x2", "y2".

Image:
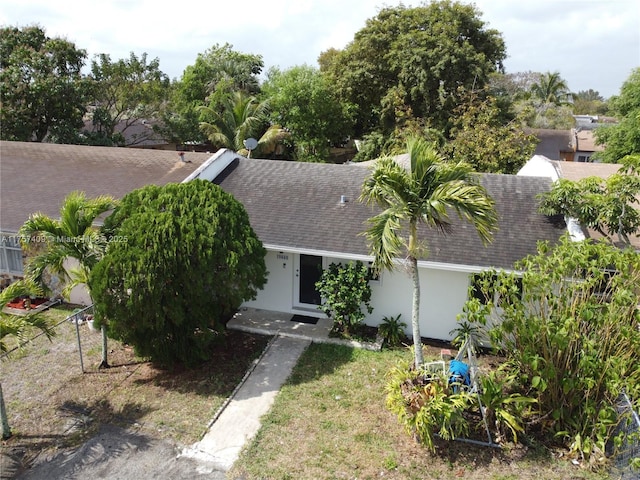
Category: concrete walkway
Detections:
[{"x1": 180, "y1": 335, "x2": 311, "y2": 471}]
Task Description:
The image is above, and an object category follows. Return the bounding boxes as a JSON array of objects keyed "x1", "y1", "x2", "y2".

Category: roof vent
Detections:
[{"x1": 340, "y1": 195, "x2": 348, "y2": 205}]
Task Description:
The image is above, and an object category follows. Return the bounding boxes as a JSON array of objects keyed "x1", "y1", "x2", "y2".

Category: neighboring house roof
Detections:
[
  {"x1": 0, "y1": 141, "x2": 213, "y2": 232},
  {"x1": 82, "y1": 118, "x2": 171, "y2": 148},
  {"x1": 215, "y1": 157, "x2": 565, "y2": 270},
  {"x1": 518, "y1": 155, "x2": 639, "y2": 250},
  {"x1": 528, "y1": 129, "x2": 573, "y2": 160},
  {"x1": 574, "y1": 129, "x2": 604, "y2": 154}
]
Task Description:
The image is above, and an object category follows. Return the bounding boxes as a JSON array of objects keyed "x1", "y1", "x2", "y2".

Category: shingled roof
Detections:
[
  {"x1": 0, "y1": 141, "x2": 213, "y2": 232},
  {"x1": 216, "y1": 158, "x2": 565, "y2": 270}
]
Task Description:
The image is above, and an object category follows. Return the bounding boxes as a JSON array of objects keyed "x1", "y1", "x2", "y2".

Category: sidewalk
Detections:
[{"x1": 180, "y1": 334, "x2": 311, "y2": 471}]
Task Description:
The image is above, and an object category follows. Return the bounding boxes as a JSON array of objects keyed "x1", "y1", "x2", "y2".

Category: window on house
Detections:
[
  {"x1": 577, "y1": 155, "x2": 589, "y2": 162},
  {"x1": 0, "y1": 234, "x2": 24, "y2": 274},
  {"x1": 469, "y1": 273, "x2": 495, "y2": 305},
  {"x1": 367, "y1": 262, "x2": 381, "y2": 283}
]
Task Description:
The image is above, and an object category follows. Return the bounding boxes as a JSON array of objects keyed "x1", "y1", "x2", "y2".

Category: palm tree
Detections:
[
  {"x1": 359, "y1": 137, "x2": 498, "y2": 366},
  {"x1": 530, "y1": 71, "x2": 573, "y2": 105},
  {"x1": 0, "y1": 279, "x2": 56, "y2": 439},
  {"x1": 198, "y1": 90, "x2": 289, "y2": 157},
  {"x1": 19, "y1": 191, "x2": 116, "y2": 367}
]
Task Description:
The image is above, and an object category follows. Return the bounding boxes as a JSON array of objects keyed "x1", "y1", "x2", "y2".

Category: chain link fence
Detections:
[
  {"x1": 66, "y1": 304, "x2": 110, "y2": 372},
  {"x1": 610, "y1": 392, "x2": 640, "y2": 480}
]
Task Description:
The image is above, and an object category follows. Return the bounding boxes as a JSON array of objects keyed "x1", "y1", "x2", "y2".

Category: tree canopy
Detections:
[
  {"x1": 0, "y1": 25, "x2": 89, "y2": 142},
  {"x1": 594, "y1": 67, "x2": 640, "y2": 163},
  {"x1": 89, "y1": 180, "x2": 267, "y2": 367},
  {"x1": 262, "y1": 65, "x2": 354, "y2": 162},
  {"x1": 321, "y1": 1, "x2": 506, "y2": 137},
  {"x1": 85, "y1": 52, "x2": 170, "y2": 146}
]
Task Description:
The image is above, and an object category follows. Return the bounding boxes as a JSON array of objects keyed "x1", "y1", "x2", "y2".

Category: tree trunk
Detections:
[
  {"x1": 0, "y1": 383, "x2": 11, "y2": 439},
  {"x1": 409, "y1": 255, "x2": 424, "y2": 366}
]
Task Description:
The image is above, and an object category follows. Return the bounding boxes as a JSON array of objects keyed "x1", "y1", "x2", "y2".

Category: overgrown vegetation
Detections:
[
  {"x1": 378, "y1": 314, "x2": 407, "y2": 347},
  {"x1": 459, "y1": 236, "x2": 640, "y2": 468}
]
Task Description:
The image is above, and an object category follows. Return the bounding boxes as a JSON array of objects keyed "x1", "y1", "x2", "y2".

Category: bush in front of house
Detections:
[
  {"x1": 315, "y1": 261, "x2": 373, "y2": 336},
  {"x1": 89, "y1": 180, "x2": 267, "y2": 367}
]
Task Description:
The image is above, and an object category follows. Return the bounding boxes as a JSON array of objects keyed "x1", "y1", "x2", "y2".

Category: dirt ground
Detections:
[{"x1": 0, "y1": 304, "x2": 269, "y2": 479}]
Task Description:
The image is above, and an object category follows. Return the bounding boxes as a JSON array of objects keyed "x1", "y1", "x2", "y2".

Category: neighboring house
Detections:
[
  {"x1": 518, "y1": 155, "x2": 639, "y2": 250},
  {"x1": 81, "y1": 118, "x2": 178, "y2": 150},
  {"x1": 0, "y1": 141, "x2": 213, "y2": 301},
  {"x1": 1, "y1": 142, "x2": 567, "y2": 341},
  {"x1": 529, "y1": 126, "x2": 606, "y2": 163},
  {"x1": 529, "y1": 128, "x2": 574, "y2": 161},
  {"x1": 572, "y1": 129, "x2": 605, "y2": 162}
]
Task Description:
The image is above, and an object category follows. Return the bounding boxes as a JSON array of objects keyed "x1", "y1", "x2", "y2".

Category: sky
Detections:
[{"x1": 1, "y1": 0, "x2": 638, "y2": 99}]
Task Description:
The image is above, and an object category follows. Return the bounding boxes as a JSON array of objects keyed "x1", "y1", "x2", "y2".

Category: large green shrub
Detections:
[
  {"x1": 89, "y1": 180, "x2": 267, "y2": 367},
  {"x1": 315, "y1": 261, "x2": 373, "y2": 335}
]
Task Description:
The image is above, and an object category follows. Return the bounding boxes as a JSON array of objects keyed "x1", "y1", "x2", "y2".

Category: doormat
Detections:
[{"x1": 290, "y1": 314, "x2": 319, "y2": 325}]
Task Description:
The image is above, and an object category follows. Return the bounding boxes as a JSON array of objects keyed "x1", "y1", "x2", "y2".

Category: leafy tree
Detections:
[
  {"x1": 163, "y1": 43, "x2": 264, "y2": 145},
  {"x1": 0, "y1": 279, "x2": 56, "y2": 439},
  {"x1": 0, "y1": 25, "x2": 89, "y2": 142},
  {"x1": 19, "y1": 191, "x2": 117, "y2": 367},
  {"x1": 85, "y1": 52, "x2": 170, "y2": 146},
  {"x1": 359, "y1": 137, "x2": 497, "y2": 366},
  {"x1": 89, "y1": 181, "x2": 267, "y2": 367},
  {"x1": 463, "y1": 236, "x2": 640, "y2": 462},
  {"x1": 322, "y1": 1, "x2": 506, "y2": 136},
  {"x1": 315, "y1": 261, "x2": 373, "y2": 335},
  {"x1": 594, "y1": 67, "x2": 640, "y2": 163},
  {"x1": 262, "y1": 65, "x2": 354, "y2": 162},
  {"x1": 538, "y1": 156, "x2": 640, "y2": 245},
  {"x1": 573, "y1": 89, "x2": 609, "y2": 115},
  {"x1": 445, "y1": 93, "x2": 537, "y2": 173},
  {"x1": 198, "y1": 90, "x2": 288, "y2": 157}
]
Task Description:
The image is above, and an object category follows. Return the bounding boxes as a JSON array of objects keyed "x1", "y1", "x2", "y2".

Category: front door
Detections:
[{"x1": 293, "y1": 254, "x2": 323, "y2": 308}]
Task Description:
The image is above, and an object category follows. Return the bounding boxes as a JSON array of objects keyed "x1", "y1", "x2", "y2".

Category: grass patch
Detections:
[
  {"x1": 1, "y1": 304, "x2": 270, "y2": 469},
  {"x1": 230, "y1": 343, "x2": 609, "y2": 480}
]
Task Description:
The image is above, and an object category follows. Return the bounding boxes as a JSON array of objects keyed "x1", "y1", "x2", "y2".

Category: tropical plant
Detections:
[
  {"x1": 538, "y1": 156, "x2": 640, "y2": 245},
  {"x1": 89, "y1": 180, "x2": 267, "y2": 367},
  {"x1": 475, "y1": 368, "x2": 536, "y2": 444},
  {"x1": 0, "y1": 279, "x2": 56, "y2": 439},
  {"x1": 359, "y1": 137, "x2": 498, "y2": 366},
  {"x1": 465, "y1": 235, "x2": 640, "y2": 463},
  {"x1": 386, "y1": 360, "x2": 472, "y2": 451},
  {"x1": 378, "y1": 314, "x2": 407, "y2": 347},
  {"x1": 315, "y1": 261, "x2": 373, "y2": 336},
  {"x1": 18, "y1": 191, "x2": 116, "y2": 367},
  {"x1": 198, "y1": 90, "x2": 288, "y2": 157},
  {"x1": 529, "y1": 71, "x2": 573, "y2": 105}
]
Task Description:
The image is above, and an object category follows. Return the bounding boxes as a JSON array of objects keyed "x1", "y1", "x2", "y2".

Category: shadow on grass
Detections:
[{"x1": 285, "y1": 342, "x2": 358, "y2": 386}]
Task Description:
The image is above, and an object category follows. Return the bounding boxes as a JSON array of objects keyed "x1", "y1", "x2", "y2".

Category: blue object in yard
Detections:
[{"x1": 449, "y1": 360, "x2": 471, "y2": 388}]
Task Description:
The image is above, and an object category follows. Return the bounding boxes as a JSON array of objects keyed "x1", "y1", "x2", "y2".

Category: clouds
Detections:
[{"x1": 1, "y1": 0, "x2": 638, "y2": 97}]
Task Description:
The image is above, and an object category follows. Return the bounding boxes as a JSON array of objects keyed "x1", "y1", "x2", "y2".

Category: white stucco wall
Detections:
[
  {"x1": 244, "y1": 250, "x2": 475, "y2": 342},
  {"x1": 243, "y1": 250, "x2": 294, "y2": 312}
]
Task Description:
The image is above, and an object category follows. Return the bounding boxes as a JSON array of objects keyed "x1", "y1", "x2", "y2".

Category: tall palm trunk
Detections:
[
  {"x1": 409, "y1": 255, "x2": 424, "y2": 366},
  {"x1": 408, "y1": 222, "x2": 424, "y2": 365}
]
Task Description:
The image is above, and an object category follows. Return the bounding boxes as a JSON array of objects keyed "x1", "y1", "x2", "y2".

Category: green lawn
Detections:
[{"x1": 229, "y1": 343, "x2": 609, "y2": 480}]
